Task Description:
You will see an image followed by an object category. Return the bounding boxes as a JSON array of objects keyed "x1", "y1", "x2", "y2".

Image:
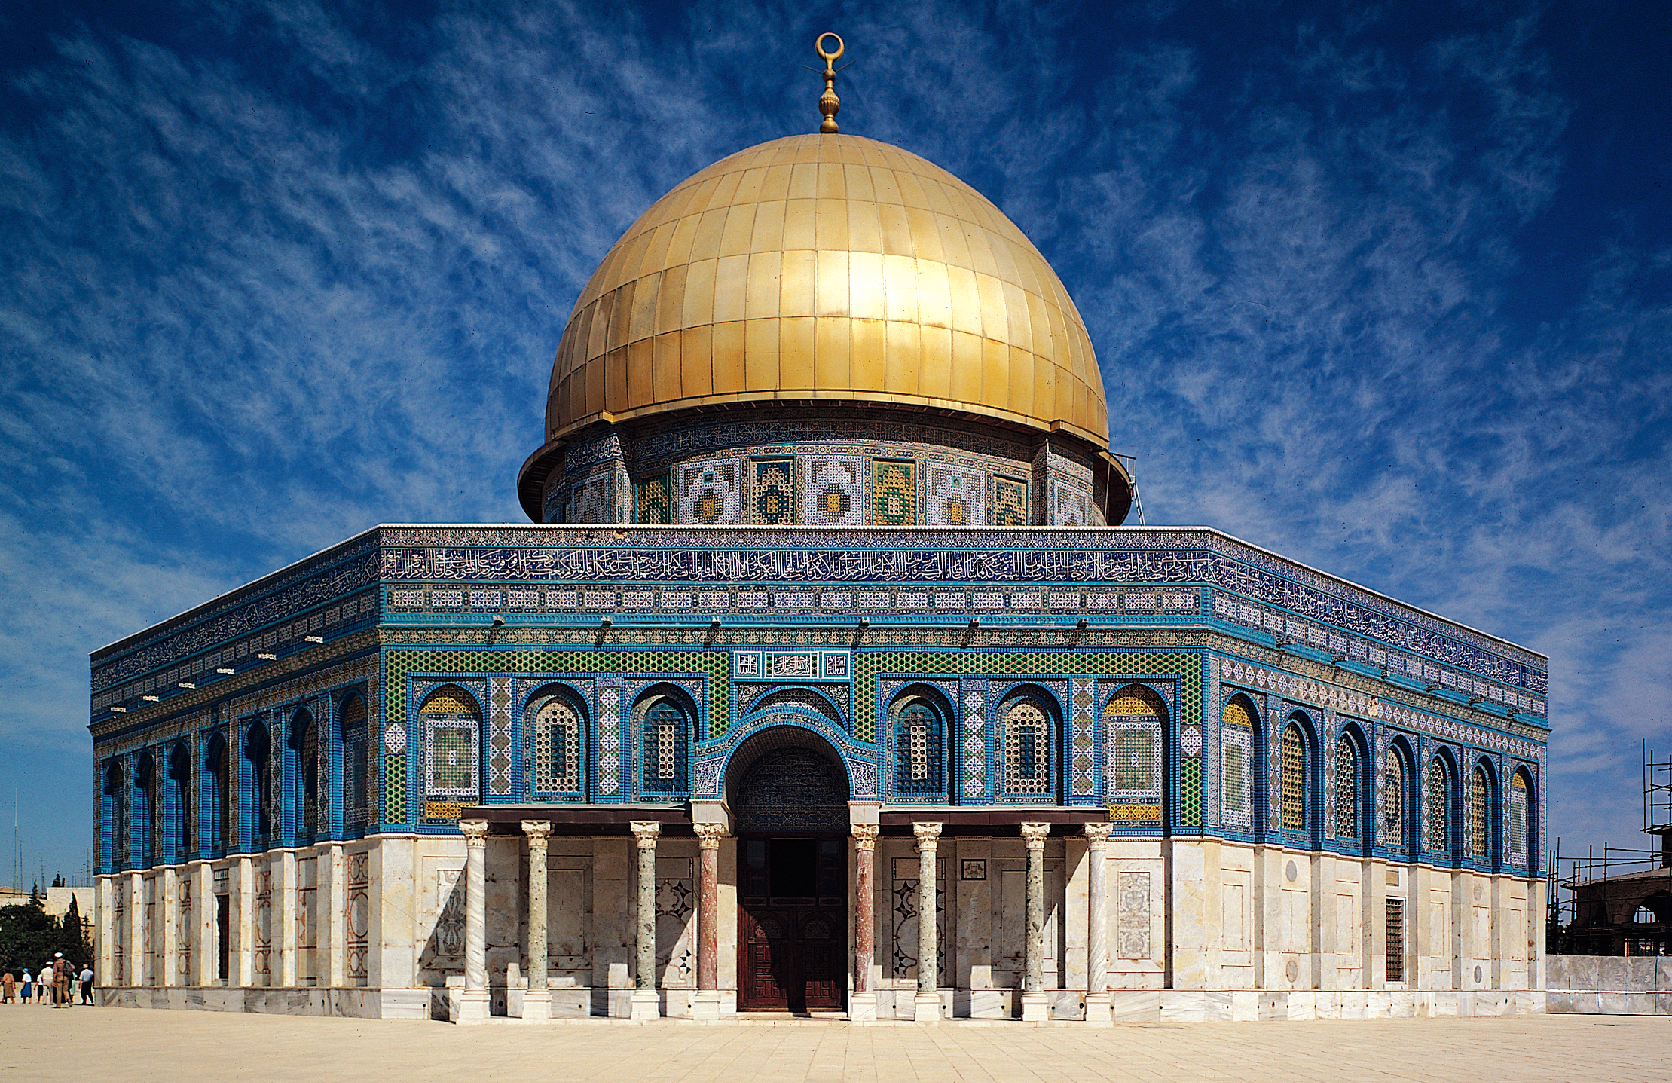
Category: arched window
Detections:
[
  {"x1": 1104, "y1": 687, "x2": 1164, "y2": 805},
  {"x1": 204, "y1": 732, "x2": 230, "y2": 853},
  {"x1": 1280, "y1": 722, "x2": 1306, "y2": 832},
  {"x1": 641, "y1": 699, "x2": 689, "y2": 796},
  {"x1": 1467, "y1": 763, "x2": 1491, "y2": 860},
  {"x1": 1380, "y1": 747, "x2": 1407, "y2": 851},
  {"x1": 894, "y1": 700, "x2": 944, "y2": 798},
  {"x1": 1426, "y1": 756, "x2": 1450, "y2": 855},
  {"x1": 291, "y1": 708, "x2": 321, "y2": 842},
  {"x1": 1508, "y1": 770, "x2": 1531, "y2": 868},
  {"x1": 531, "y1": 694, "x2": 584, "y2": 796},
  {"x1": 168, "y1": 743, "x2": 193, "y2": 863},
  {"x1": 134, "y1": 750, "x2": 157, "y2": 868},
  {"x1": 340, "y1": 694, "x2": 369, "y2": 834},
  {"x1": 421, "y1": 685, "x2": 481, "y2": 804},
  {"x1": 102, "y1": 760, "x2": 126, "y2": 873},
  {"x1": 1002, "y1": 696, "x2": 1053, "y2": 797},
  {"x1": 1334, "y1": 733, "x2": 1359, "y2": 841},
  {"x1": 1220, "y1": 698, "x2": 1256, "y2": 828},
  {"x1": 246, "y1": 721, "x2": 274, "y2": 847}
]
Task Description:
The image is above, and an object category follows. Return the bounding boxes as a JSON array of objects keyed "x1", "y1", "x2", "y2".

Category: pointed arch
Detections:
[
  {"x1": 999, "y1": 685, "x2": 1060, "y2": 800},
  {"x1": 1104, "y1": 684, "x2": 1166, "y2": 805},
  {"x1": 1508, "y1": 767, "x2": 1534, "y2": 870},
  {"x1": 290, "y1": 707, "x2": 321, "y2": 843},
  {"x1": 167, "y1": 741, "x2": 193, "y2": 864},
  {"x1": 1468, "y1": 758, "x2": 1497, "y2": 863},
  {"x1": 1381, "y1": 737, "x2": 1416, "y2": 854},
  {"x1": 134, "y1": 749, "x2": 158, "y2": 868},
  {"x1": 245, "y1": 719, "x2": 275, "y2": 849},
  {"x1": 339, "y1": 692, "x2": 370, "y2": 836},
  {"x1": 1334, "y1": 723, "x2": 1370, "y2": 848},
  {"x1": 888, "y1": 684, "x2": 952, "y2": 801},
  {"x1": 202, "y1": 731, "x2": 230, "y2": 855},
  {"x1": 420, "y1": 684, "x2": 482, "y2": 803},
  {"x1": 635, "y1": 684, "x2": 696, "y2": 799},
  {"x1": 1220, "y1": 694, "x2": 1260, "y2": 830},
  {"x1": 1279, "y1": 716, "x2": 1311, "y2": 834},
  {"x1": 101, "y1": 758, "x2": 126, "y2": 873},
  {"x1": 1426, "y1": 750, "x2": 1456, "y2": 858},
  {"x1": 527, "y1": 684, "x2": 587, "y2": 798}
]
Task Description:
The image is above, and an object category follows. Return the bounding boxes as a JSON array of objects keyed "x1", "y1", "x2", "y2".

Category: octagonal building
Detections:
[{"x1": 89, "y1": 121, "x2": 1549, "y2": 1022}]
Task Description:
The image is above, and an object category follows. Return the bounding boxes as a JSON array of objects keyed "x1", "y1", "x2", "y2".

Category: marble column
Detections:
[
  {"x1": 96, "y1": 876, "x2": 114, "y2": 988},
  {"x1": 192, "y1": 862, "x2": 216, "y2": 987},
  {"x1": 850, "y1": 824, "x2": 880, "y2": 1023},
  {"x1": 692, "y1": 822, "x2": 726, "y2": 1022},
  {"x1": 161, "y1": 866, "x2": 180, "y2": 987},
  {"x1": 912, "y1": 822, "x2": 943, "y2": 1023},
  {"x1": 1082, "y1": 823, "x2": 1113, "y2": 1025},
  {"x1": 629, "y1": 821, "x2": 662, "y2": 1021},
  {"x1": 325, "y1": 844, "x2": 347, "y2": 988},
  {"x1": 128, "y1": 872, "x2": 145, "y2": 987},
  {"x1": 233, "y1": 856, "x2": 254, "y2": 987},
  {"x1": 1020, "y1": 823, "x2": 1051, "y2": 1022},
  {"x1": 278, "y1": 849, "x2": 298, "y2": 987},
  {"x1": 457, "y1": 819, "x2": 490, "y2": 1024},
  {"x1": 521, "y1": 820, "x2": 553, "y2": 1022}
]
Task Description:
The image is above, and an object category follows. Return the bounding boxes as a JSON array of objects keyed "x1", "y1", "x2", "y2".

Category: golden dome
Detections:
[{"x1": 539, "y1": 133, "x2": 1109, "y2": 449}]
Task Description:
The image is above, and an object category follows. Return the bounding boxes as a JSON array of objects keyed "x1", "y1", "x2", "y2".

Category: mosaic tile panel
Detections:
[
  {"x1": 871, "y1": 459, "x2": 916, "y2": 526},
  {"x1": 1070, "y1": 678, "x2": 1095, "y2": 796},
  {"x1": 634, "y1": 472, "x2": 672, "y2": 525},
  {"x1": 802, "y1": 456, "x2": 865, "y2": 526},
  {"x1": 488, "y1": 675, "x2": 513, "y2": 797},
  {"x1": 961, "y1": 688, "x2": 986, "y2": 800},
  {"x1": 925, "y1": 463, "x2": 985, "y2": 526},
  {"x1": 751, "y1": 458, "x2": 796, "y2": 524},
  {"x1": 991, "y1": 476, "x2": 1028, "y2": 526},
  {"x1": 597, "y1": 684, "x2": 622, "y2": 796},
  {"x1": 677, "y1": 458, "x2": 742, "y2": 524}
]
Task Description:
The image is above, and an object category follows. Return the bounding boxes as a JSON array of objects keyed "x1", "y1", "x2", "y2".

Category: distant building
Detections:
[{"x1": 91, "y1": 90, "x2": 1548, "y2": 1021}]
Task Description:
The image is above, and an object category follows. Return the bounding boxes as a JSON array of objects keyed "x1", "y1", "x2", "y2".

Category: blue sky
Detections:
[{"x1": 1, "y1": 1, "x2": 1667, "y2": 890}]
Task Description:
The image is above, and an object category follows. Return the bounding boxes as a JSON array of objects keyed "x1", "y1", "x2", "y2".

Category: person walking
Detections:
[
  {"x1": 2, "y1": 970, "x2": 15, "y2": 1003},
  {"x1": 79, "y1": 963, "x2": 94, "y2": 1006},
  {"x1": 40, "y1": 960, "x2": 54, "y2": 1004},
  {"x1": 20, "y1": 969, "x2": 32, "y2": 1005},
  {"x1": 52, "y1": 954, "x2": 69, "y2": 1008}
]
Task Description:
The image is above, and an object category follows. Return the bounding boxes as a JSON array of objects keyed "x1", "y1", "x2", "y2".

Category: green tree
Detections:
[{"x1": 0, "y1": 896, "x2": 93, "y2": 976}]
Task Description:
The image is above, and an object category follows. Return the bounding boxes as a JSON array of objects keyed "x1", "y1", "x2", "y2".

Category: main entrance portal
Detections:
[{"x1": 726, "y1": 726, "x2": 851, "y2": 1013}]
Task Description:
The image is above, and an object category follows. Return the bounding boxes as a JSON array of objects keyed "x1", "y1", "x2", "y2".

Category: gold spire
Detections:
[{"x1": 816, "y1": 32, "x2": 844, "y2": 133}]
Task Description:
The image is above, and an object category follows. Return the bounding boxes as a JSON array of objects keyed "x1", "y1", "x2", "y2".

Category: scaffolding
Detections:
[{"x1": 1547, "y1": 744, "x2": 1672, "y2": 955}]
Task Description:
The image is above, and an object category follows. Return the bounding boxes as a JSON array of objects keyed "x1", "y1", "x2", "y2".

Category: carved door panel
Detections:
[
  {"x1": 799, "y1": 911, "x2": 843, "y2": 1011},
  {"x1": 740, "y1": 910, "x2": 791, "y2": 1011}
]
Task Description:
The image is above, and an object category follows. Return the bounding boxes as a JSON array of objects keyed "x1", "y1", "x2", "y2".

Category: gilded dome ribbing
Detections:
[{"x1": 540, "y1": 133, "x2": 1109, "y2": 448}]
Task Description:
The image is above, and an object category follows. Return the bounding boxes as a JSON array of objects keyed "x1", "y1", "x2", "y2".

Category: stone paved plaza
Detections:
[{"x1": 2, "y1": 1009, "x2": 1667, "y2": 1081}]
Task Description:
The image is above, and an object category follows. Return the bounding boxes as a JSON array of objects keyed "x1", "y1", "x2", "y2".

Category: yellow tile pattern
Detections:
[{"x1": 545, "y1": 134, "x2": 1108, "y2": 447}]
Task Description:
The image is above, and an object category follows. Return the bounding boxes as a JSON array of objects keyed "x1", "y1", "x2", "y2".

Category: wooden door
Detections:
[{"x1": 740, "y1": 910, "x2": 792, "y2": 1011}]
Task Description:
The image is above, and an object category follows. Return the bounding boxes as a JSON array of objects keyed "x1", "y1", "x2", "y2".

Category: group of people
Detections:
[{"x1": 1, "y1": 955, "x2": 93, "y2": 1006}]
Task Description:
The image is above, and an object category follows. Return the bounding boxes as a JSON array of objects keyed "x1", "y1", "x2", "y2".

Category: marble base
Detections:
[
  {"x1": 691, "y1": 989, "x2": 724, "y2": 1022},
  {"x1": 628, "y1": 988, "x2": 661, "y2": 1022},
  {"x1": 1020, "y1": 991, "x2": 1050, "y2": 1023},
  {"x1": 1083, "y1": 991, "x2": 1112, "y2": 1026},
  {"x1": 521, "y1": 990, "x2": 551, "y2": 1022},
  {"x1": 455, "y1": 989, "x2": 490, "y2": 1025},
  {"x1": 847, "y1": 991, "x2": 877, "y2": 1024},
  {"x1": 913, "y1": 991, "x2": 943, "y2": 1024}
]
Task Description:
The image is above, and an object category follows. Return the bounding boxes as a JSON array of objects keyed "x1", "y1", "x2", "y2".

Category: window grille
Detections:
[
  {"x1": 1335, "y1": 735, "x2": 1358, "y2": 840},
  {"x1": 422, "y1": 687, "x2": 481, "y2": 800},
  {"x1": 641, "y1": 700, "x2": 688, "y2": 795},
  {"x1": 533, "y1": 698, "x2": 582, "y2": 794},
  {"x1": 1380, "y1": 750, "x2": 1405, "y2": 850},
  {"x1": 1468, "y1": 765, "x2": 1489, "y2": 859},
  {"x1": 1508, "y1": 773, "x2": 1529, "y2": 867},
  {"x1": 341, "y1": 696, "x2": 368, "y2": 831},
  {"x1": 1426, "y1": 757, "x2": 1450, "y2": 854},
  {"x1": 1003, "y1": 699, "x2": 1052, "y2": 795},
  {"x1": 894, "y1": 702, "x2": 944, "y2": 797},
  {"x1": 1281, "y1": 723, "x2": 1305, "y2": 832},
  {"x1": 1105, "y1": 690, "x2": 1162, "y2": 799},
  {"x1": 1385, "y1": 898, "x2": 1405, "y2": 982}
]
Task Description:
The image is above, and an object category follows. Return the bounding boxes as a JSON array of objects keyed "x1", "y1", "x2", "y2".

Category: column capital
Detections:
[
  {"x1": 520, "y1": 819, "x2": 554, "y2": 842},
  {"x1": 1082, "y1": 822, "x2": 1114, "y2": 846},
  {"x1": 460, "y1": 819, "x2": 490, "y2": 847},
  {"x1": 630, "y1": 820, "x2": 662, "y2": 846},
  {"x1": 1020, "y1": 822, "x2": 1051, "y2": 848},
  {"x1": 852, "y1": 823, "x2": 881, "y2": 850},
  {"x1": 912, "y1": 821, "x2": 943, "y2": 851},
  {"x1": 693, "y1": 822, "x2": 728, "y2": 849}
]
